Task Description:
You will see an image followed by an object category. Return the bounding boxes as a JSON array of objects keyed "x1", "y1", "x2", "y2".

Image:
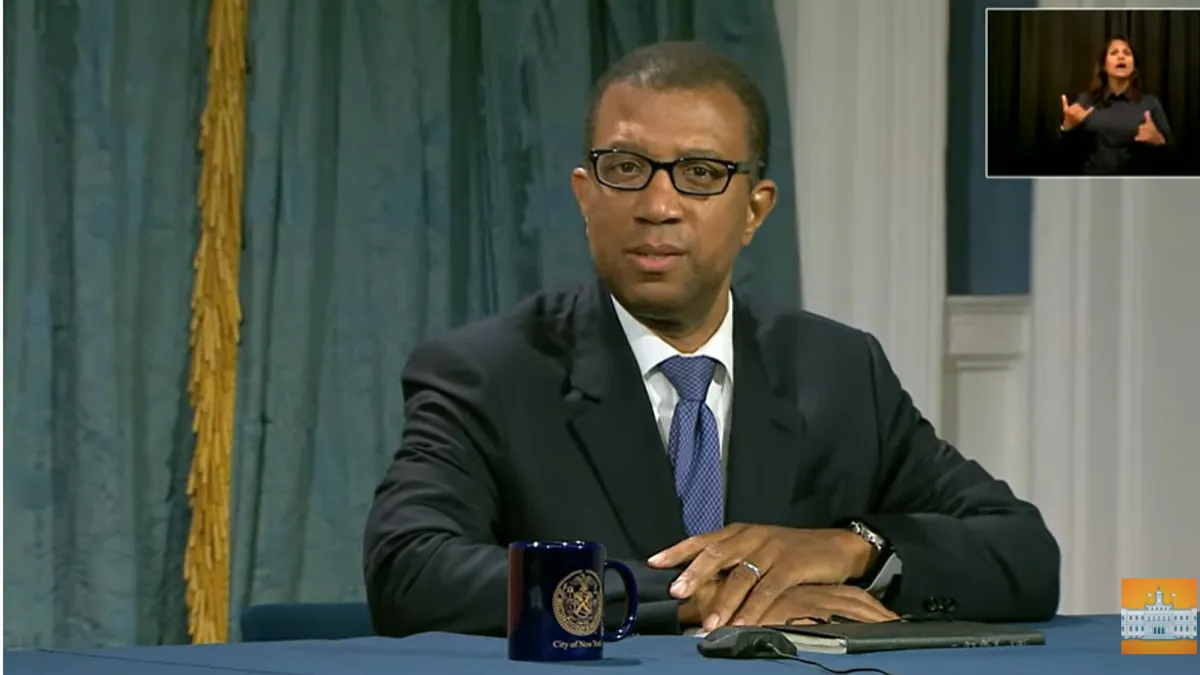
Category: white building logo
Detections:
[{"x1": 1121, "y1": 587, "x2": 1198, "y2": 641}]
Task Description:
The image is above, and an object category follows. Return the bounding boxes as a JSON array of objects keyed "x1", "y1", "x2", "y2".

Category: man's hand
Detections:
[
  {"x1": 1060, "y1": 94, "x2": 1093, "y2": 131},
  {"x1": 677, "y1": 576, "x2": 724, "y2": 628},
  {"x1": 648, "y1": 523, "x2": 876, "y2": 631},
  {"x1": 736, "y1": 584, "x2": 900, "y2": 628},
  {"x1": 1135, "y1": 110, "x2": 1166, "y2": 145}
]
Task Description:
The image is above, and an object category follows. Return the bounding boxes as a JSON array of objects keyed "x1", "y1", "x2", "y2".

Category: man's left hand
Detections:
[{"x1": 647, "y1": 523, "x2": 877, "y2": 632}]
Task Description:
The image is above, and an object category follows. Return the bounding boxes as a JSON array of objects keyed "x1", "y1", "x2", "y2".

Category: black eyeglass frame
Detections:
[{"x1": 587, "y1": 148, "x2": 762, "y2": 196}]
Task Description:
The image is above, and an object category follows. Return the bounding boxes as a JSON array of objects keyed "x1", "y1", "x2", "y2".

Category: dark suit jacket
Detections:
[{"x1": 363, "y1": 279, "x2": 1061, "y2": 637}]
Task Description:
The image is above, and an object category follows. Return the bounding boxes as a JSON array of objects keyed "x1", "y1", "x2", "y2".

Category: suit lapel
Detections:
[
  {"x1": 723, "y1": 298, "x2": 811, "y2": 527},
  {"x1": 566, "y1": 281, "x2": 687, "y2": 556}
]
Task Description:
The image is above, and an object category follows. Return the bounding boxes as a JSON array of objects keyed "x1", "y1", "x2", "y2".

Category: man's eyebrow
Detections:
[
  {"x1": 606, "y1": 141, "x2": 649, "y2": 154},
  {"x1": 600, "y1": 143, "x2": 727, "y2": 160},
  {"x1": 677, "y1": 147, "x2": 722, "y2": 159}
]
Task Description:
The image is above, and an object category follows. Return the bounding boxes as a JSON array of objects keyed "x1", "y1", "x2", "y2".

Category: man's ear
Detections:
[
  {"x1": 571, "y1": 166, "x2": 591, "y2": 228},
  {"x1": 742, "y1": 178, "x2": 777, "y2": 245}
]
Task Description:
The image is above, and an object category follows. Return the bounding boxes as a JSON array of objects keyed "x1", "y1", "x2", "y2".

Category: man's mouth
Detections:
[
  {"x1": 627, "y1": 244, "x2": 685, "y2": 272},
  {"x1": 628, "y1": 243, "x2": 685, "y2": 256}
]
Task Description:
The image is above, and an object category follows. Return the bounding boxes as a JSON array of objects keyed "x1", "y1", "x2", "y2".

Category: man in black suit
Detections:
[{"x1": 363, "y1": 41, "x2": 1061, "y2": 638}]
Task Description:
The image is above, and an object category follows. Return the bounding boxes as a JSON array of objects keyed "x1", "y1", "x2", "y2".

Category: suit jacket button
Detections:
[{"x1": 922, "y1": 596, "x2": 958, "y2": 616}]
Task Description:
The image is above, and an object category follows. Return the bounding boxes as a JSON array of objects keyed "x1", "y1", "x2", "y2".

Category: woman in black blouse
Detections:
[{"x1": 1059, "y1": 35, "x2": 1174, "y2": 176}]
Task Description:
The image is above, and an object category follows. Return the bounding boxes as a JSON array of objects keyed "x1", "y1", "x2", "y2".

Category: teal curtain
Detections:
[
  {"x1": 3, "y1": 0, "x2": 209, "y2": 648},
  {"x1": 3, "y1": 0, "x2": 798, "y2": 648},
  {"x1": 230, "y1": 0, "x2": 799, "y2": 631}
]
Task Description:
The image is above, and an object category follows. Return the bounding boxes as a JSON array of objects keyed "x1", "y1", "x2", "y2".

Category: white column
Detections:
[
  {"x1": 1032, "y1": 0, "x2": 1200, "y2": 615},
  {"x1": 776, "y1": 0, "x2": 949, "y2": 425},
  {"x1": 942, "y1": 297, "x2": 1032, "y2": 498}
]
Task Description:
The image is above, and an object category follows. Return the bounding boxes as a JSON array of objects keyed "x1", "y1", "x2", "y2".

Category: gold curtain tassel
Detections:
[{"x1": 185, "y1": 0, "x2": 249, "y2": 645}]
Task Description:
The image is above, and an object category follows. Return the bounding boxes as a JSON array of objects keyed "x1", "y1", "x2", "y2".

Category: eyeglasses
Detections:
[{"x1": 588, "y1": 149, "x2": 760, "y2": 196}]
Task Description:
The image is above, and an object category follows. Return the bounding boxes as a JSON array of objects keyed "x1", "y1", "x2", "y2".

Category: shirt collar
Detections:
[{"x1": 610, "y1": 292, "x2": 735, "y2": 384}]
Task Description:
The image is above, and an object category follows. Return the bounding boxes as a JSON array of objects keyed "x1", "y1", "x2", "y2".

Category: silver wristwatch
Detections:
[{"x1": 848, "y1": 520, "x2": 887, "y2": 553}]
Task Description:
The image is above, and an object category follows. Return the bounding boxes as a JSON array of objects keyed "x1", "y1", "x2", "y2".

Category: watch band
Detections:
[{"x1": 848, "y1": 519, "x2": 887, "y2": 553}]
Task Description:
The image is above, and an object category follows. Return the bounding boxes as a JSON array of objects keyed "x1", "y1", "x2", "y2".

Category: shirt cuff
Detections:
[{"x1": 862, "y1": 551, "x2": 903, "y2": 599}]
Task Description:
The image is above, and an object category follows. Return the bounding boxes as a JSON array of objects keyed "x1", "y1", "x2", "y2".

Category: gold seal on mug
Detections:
[{"x1": 552, "y1": 569, "x2": 603, "y2": 636}]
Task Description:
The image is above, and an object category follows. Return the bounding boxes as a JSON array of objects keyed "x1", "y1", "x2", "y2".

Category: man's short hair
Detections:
[{"x1": 582, "y1": 40, "x2": 771, "y2": 178}]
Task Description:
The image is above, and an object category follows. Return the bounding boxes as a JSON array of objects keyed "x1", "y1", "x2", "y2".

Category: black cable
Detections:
[{"x1": 766, "y1": 644, "x2": 897, "y2": 675}]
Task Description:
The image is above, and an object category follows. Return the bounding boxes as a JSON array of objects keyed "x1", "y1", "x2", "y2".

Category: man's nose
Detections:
[{"x1": 635, "y1": 169, "x2": 684, "y2": 224}]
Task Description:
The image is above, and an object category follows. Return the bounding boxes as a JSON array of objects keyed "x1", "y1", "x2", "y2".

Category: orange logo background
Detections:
[{"x1": 1121, "y1": 578, "x2": 1197, "y2": 655}]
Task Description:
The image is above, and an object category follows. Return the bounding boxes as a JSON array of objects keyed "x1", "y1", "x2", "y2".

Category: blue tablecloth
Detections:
[{"x1": 5, "y1": 615, "x2": 1195, "y2": 674}]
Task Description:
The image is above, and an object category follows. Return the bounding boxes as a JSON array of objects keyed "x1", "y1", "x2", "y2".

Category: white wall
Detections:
[
  {"x1": 775, "y1": 0, "x2": 949, "y2": 427},
  {"x1": 1029, "y1": 180, "x2": 1200, "y2": 614},
  {"x1": 1026, "y1": 0, "x2": 1200, "y2": 617},
  {"x1": 780, "y1": 0, "x2": 1200, "y2": 616}
]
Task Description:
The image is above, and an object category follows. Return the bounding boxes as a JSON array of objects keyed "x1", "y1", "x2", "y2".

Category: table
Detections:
[{"x1": 5, "y1": 615, "x2": 1195, "y2": 674}]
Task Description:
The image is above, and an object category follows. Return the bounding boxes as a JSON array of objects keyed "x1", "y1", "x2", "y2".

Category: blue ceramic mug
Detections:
[{"x1": 506, "y1": 540, "x2": 638, "y2": 661}]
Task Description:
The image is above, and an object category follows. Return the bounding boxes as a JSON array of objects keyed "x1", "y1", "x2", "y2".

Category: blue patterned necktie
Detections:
[{"x1": 658, "y1": 355, "x2": 724, "y2": 537}]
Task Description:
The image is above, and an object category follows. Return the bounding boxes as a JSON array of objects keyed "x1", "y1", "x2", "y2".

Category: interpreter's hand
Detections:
[
  {"x1": 1134, "y1": 110, "x2": 1166, "y2": 145},
  {"x1": 739, "y1": 584, "x2": 900, "y2": 628},
  {"x1": 648, "y1": 523, "x2": 876, "y2": 632},
  {"x1": 1060, "y1": 94, "x2": 1093, "y2": 131}
]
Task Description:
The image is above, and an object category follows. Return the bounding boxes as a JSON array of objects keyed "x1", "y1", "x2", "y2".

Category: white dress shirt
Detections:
[{"x1": 611, "y1": 292, "x2": 735, "y2": 465}]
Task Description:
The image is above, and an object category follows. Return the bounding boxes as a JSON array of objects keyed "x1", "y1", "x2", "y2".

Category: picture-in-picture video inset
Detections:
[{"x1": 987, "y1": 8, "x2": 1200, "y2": 178}]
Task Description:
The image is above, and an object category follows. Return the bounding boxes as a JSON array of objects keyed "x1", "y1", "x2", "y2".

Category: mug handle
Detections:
[{"x1": 602, "y1": 559, "x2": 639, "y2": 641}]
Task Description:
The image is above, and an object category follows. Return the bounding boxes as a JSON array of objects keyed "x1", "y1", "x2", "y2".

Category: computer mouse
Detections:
[{"x1": 696, "y1": 626, "x2": 798, "y2": 659}]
